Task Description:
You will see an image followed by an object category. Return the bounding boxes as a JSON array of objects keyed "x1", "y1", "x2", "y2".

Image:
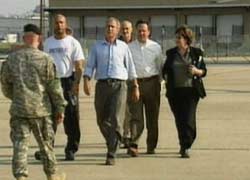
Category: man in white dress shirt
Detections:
[{"x1": 128, "y1": 20, "x2": 163, "y2": 157}]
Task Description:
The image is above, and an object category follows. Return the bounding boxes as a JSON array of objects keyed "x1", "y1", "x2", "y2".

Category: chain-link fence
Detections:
[
  {"x1": 78, "y1": 35, "x2": 250, "y2": 59},
  {"x1": 151, "y1": 25, "x2": 248, "y2": 57},
  {"x1": 79, "y1": 25, "x2": 250, "y2": 58},
  {"x1": 156, "y1": 34, "x2": 250, "y2": 57},
  {"x1": 1, "y1": 33, "x2": 250, "y2": 59}
]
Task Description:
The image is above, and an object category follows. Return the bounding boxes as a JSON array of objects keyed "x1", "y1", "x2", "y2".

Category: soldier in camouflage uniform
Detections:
[{"x1": 0, "y1": 24, "x2": 67, "y2": 180}]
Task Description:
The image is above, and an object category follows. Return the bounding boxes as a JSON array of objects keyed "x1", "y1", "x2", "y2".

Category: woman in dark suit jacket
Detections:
[{"x1": 162, "y1": 26, "x2": 207, "y2": 158}]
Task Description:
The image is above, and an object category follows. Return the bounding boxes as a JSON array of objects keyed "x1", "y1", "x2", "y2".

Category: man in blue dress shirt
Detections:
[{"x1": 83, "y1": 17, "x2": 139, "y2": 165}]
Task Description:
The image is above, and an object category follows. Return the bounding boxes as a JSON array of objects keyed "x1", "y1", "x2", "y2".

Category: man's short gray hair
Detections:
[{"x1": 106, "y1": 17, "x2": 121, "y2": 29}]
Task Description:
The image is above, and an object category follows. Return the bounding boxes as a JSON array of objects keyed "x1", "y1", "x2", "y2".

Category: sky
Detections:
[{"x1": 0, "y1": 0, "x2": 48, "y2": 16}]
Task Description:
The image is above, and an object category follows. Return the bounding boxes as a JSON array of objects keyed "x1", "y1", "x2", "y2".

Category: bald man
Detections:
[
  {"x1": 120, "y1": 20, "x2": 133, "y2": 44},
  {"x1": 119, "y1": 20, "x2": 134, "y2": 148},
  {"x1": 44, "y1": 14, "x2": 85, "y2": 161}
]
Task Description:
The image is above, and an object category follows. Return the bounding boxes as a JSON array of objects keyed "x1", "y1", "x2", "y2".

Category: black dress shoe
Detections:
[
  {"x1": 121, "y1": 138, "x2": 130, "y2": 149},
  {"x1": 127, "y1": 147, "x2": 139, "y2": 157},
  {"x1": 180, "y1": 148, "x2": 190, "y2": 158},
  {"x1": 146, "y1": 149, "x2": 155, "y2": 154},
  {"x1": 105, "y1": 157, "x2": 115, "y2": 166},
  {"x1": 34, "y1": 151, "x2": 41, "y2": 161},
  {"x1": 65, "y1": 151, "x2": 75, "y2": 161}
]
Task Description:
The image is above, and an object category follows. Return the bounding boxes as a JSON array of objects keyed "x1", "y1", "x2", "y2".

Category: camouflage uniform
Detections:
[{"x1": 0, "y1": 47, "x2": 66, "y2": 178}]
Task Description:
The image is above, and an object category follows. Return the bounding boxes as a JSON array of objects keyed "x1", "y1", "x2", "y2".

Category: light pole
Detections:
[
  {"x1": 40, "y1": 0, "x2": 45, "y2": 35},
  {"x1": 161, "y1": 25, "x2": 166, "y2": 51},
  {"x1": 199, "y1": 26, "x2": 204, "y2": 51}
]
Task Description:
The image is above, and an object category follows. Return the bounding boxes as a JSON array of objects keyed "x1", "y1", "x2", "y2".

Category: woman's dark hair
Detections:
[{"x1": 175, "y1": 25, "x2": 194, "y2": 45}]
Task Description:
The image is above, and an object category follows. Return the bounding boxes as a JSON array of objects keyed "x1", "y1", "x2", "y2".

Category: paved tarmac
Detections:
[{"x1": 0, "y1": 64, "x2": 250, "y2": 180}]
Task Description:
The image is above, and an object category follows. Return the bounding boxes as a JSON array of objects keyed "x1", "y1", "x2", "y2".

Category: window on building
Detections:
[{"x1": 84, "y1": 16, "x2": 106, "y2": 40}]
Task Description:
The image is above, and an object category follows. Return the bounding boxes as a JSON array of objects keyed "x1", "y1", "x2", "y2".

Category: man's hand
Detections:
[
  {"x1": 83, "y1": 77, "x2": 91, "y2": 96},
  {"x1": 131, "y1": 86, "x2": 140, "y2": 102},
  {"x1": 130, "y1": 80, "x2": 140, "y2": 102},
  {"x1": 72, "y1": 83, "x2": 80, "y2": 95},
  {"x1": 55, "y1": 112, "x2": 64, "y2": 124}
]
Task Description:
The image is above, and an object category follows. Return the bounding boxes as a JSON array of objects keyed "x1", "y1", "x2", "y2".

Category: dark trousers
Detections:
[
  {"x1": 129, "y1": 76, "x2": 161, "y2": 150},
  {"x1": 60, "y1": 75, "x2": 81, "y2": 153},
  {"x1": 168, "y1": 87, "x2": 199, "y2": 149},
  {"x1": 95, "y1": 80, "x2": 127, "y2": 158}
]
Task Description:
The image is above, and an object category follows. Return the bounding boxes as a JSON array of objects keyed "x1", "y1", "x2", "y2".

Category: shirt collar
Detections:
[
  {"x1": 119, "y1": 36, "x2": 133, "y2": 43},
  {"x1": 136, "y1": 39, "x2": 150, "y2": 47},
  {"x1": 177, "y1": 47, "x2": 191, "y2": 60},
  {"x1": 177, "y1": 47, "x2": 190, "y2": 54},
  {"x1": 102, "y1": 39, "x2": 118, "y2": 46}
]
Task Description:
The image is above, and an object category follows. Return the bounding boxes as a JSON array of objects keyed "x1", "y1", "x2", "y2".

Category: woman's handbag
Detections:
[{"x1": 193, "y1": 55, "x2": 206, "y2": 98}]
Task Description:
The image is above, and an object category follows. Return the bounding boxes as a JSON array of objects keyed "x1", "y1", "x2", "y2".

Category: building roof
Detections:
[{"x1": 47, "y1": 0, "x2": 250, "y2": 10}]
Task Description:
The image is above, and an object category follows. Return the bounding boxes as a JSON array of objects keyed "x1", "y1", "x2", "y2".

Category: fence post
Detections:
[
  {"x1": 161, "y1": 25, "x2": 166, "y2": 52},
  {"x1": 199, "y1": 26, "x2": 204, "y2": 51},
  {"x1": 226, "y1": 36, "x2": 229, "y2": 57},
  {"x1": 95, "y1": 26, "x2": 98, "y2": 40},
  {"x1": 216, "y1": 36, "x2": 219, "y2": 62}
]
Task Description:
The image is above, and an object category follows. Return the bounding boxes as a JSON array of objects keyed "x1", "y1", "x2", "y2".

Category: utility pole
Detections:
[
  {"x1": 39, "y1": 0, "x2": 45, "y2": 49},
  {"x1": 40, "y1": 0, "x2": 45, "y2": 35}
]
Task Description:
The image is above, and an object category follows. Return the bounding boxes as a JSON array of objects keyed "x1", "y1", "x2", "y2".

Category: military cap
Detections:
[{"x1": 23, "y1": 24, "x2": 41, "y2": 35}]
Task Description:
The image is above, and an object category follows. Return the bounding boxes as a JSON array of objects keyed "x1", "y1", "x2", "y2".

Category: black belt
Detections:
[
  {"x1": 60, "y1": 73, "x2": 74, "y2": 80},
  {"x1": 137, "y1": 75, "x2": 159, "y2": 82},
  {"x1": 98, "y1": 78, "x2": 124, "y2": 83}
]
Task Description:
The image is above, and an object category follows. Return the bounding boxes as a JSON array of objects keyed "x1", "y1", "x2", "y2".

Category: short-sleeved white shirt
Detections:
[{"x1": 44, "y1": 35, "x2": 85, "y2": 78}]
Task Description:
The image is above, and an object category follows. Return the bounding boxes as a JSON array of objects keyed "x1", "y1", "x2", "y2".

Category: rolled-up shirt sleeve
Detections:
[
  {"x1": 84, "y1": 45, "x2": 97, "y2": 79},
  {"x1": 125, "y1": 46, "x2": 137, "y2": 80}
]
